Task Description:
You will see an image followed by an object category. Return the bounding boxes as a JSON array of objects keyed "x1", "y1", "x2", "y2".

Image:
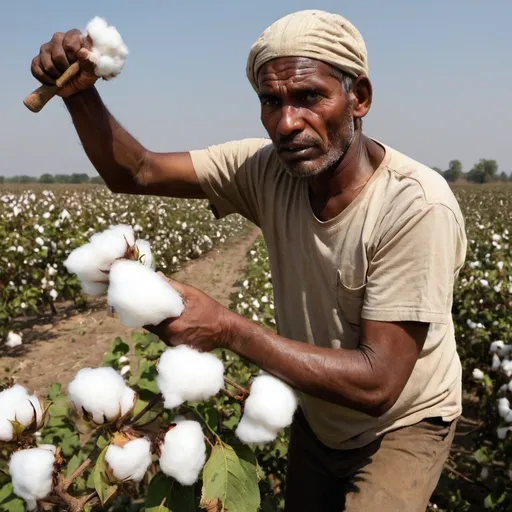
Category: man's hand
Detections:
[
  {"x1": 31, "y1": 29, "x2": 98, "y2": 97},
  {"x1": 144, "y1": 274, "x2": 234, "y2": 352}
]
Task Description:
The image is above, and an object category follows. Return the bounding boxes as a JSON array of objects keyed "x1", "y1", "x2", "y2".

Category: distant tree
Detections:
[
  {"x1": 17, "y1": 175, "x2": 37, "y2": 184},
  {"x1": 499, "y1": 171, "x2": 509, "y2": 182},
  {"x1": 69, "y1": 173, "x2": 90, "y2": 184},
  {"x1": 467, "y1": 159, "x2": 498, "y2": 183},
  {"x1": 0, "y1": 176, "x2": 4, "y2": 184},
  {"x1": 90, "y1": 175, "x2": 105, "y2": 185},
  {"x1": 39, "y1": 173, "x2": 55, "y2": 184},
  {"x1": 443, "y1": 160, "x2": 463, "y2": 182},
  {"x1": 432, "y1": 166, "x2": 442, "y2": 174},
  {"x1": 54, "y1": 174, "x2": 70, "y2": 184}
]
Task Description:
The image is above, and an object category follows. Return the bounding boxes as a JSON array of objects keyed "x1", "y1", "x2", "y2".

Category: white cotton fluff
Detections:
[
  {"x1": 64, "y1": 224, "x2": 135, "y2": 295},
  {"x1": 84, "y1": 17, "x2": 129, "y2": 78},
  {"x1": 498, "y1": 397, "x2": 512, "y2": 423},
  {"x1": 235, "y1": 373, "x2": 298, "y2": 445},
  {"x1": 105, "y1": 438, "x2": 152, "y2": 483},
  {"x1": 0, "y1": 385, "x2": 43, "y2": 441},
  {"x1": 5, "y1": 331, "x2": 22, "y2": 348},
  {"x1": 68, "y1": 367, "x2": 136, "y2": 424},
  {"x1": 491, "y1": 354, "x2": 501, "y2": 371},
  {"x1": 156, "y1": 346, "x2": 225, "y2": 409},
  {"x1": 497, "y1": 426, "x2": 511, "y2": 440},
  {"x1": 9, "y1": 445, "x2": 56, "y2": 511},
  {"x1": 235, "y1": 415, "x2": 279, "y2": 445},
  {"x1": 107, "y1": 260, "x2": 184, "y2": 328},
  {"x1": 135, "y1": 239, "x2": 153, "y2": 268},
  {"x1": 472, "y1": 368, "x2": 485, "y2": 380},
  {"x1": 159, "y1": 418, "x2": 206, "y2": 486}
]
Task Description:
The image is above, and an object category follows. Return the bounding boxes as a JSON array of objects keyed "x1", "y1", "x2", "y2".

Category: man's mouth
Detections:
[{"x1": 278, "y1": 144, "x2": 316, "y2": 159}]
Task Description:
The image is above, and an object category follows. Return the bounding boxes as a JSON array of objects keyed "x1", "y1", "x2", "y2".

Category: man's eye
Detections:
[
  {"x1": 260, "y1": 96, "x2": 280, "y2": 107},
  {"x1": 303, "y1": 91, "x2": 320, "y2": 102}
]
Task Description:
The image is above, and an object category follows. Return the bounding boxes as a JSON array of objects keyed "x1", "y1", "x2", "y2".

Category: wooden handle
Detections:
[{"x1": 23, "y1": 61, "x2": 81, "y2": 113}]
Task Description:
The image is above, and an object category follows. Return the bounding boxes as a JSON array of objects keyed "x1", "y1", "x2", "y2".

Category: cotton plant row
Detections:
[
  {"x1": 1, "y1": 224, "x2": 297, "y2": 511},
  {"x1": 0, "y1": 187, "x2": 247, "y2": 341},
  {"x1": 2, "y1": 353, "x2": 296, "y2": 510}
]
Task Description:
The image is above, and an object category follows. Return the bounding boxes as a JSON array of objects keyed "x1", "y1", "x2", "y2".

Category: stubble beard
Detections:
[{"x1": 280, "y1": 111, "x2": 356, "y2": 180}]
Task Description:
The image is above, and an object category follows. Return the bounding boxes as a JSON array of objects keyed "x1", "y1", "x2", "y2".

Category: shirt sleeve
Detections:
[
  {"x1": 189, "y1": 138, "x2": 273, "y2": 226},
  {"x1": 361, "y1": 203, "x2": 467, "y2": 324}
]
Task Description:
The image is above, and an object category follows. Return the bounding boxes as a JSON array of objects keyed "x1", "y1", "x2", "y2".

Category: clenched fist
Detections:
[{"x1": 31, "y1": 29, "x2": 98, "y2": 98}]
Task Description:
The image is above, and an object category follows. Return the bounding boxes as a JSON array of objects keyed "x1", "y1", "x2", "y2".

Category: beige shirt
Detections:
[{"x1": 190, "y1": 138, "x2": 467, "y2": 450}]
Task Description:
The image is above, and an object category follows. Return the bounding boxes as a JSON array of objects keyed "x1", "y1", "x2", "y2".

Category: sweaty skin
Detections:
[{"x1": 30, "y1": 33, "x2": 429, "y2": 417}]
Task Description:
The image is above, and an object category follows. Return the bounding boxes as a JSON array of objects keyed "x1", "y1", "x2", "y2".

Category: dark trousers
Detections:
[{"x1": 284, "y1": 408, "x2": 456, "y2": 512}]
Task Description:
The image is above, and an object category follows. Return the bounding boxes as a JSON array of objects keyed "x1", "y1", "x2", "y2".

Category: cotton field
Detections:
[{"x1": 0, "y1": 186, "x2": 247, "y2": 339}]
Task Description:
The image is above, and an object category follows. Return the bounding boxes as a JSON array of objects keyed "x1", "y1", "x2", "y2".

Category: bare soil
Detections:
[{"x1": 0, "y1": 225, "x2": 261, "y2": 396}]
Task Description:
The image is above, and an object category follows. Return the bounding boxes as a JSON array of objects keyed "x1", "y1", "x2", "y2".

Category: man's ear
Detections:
[{"x1": 351, "y1": 76, "x2": 372, "y2": 122}]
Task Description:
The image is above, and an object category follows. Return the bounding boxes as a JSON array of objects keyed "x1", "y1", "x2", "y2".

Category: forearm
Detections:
[
  {"x1": 63, "y1": 87, "x2": 147, "y2": 193},
  {"x1": 225, "y1": 312, "x2": 389, "y2": 417}
]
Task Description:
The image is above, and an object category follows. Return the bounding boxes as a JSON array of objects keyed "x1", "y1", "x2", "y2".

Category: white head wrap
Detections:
[{"x1": 246, "y1": 10, "x2": 369, "y2": 92}]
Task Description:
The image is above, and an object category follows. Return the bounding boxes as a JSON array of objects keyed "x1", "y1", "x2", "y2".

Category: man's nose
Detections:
[{"x1": 277, "y1": 106, "x2": 304, "y2": 137}]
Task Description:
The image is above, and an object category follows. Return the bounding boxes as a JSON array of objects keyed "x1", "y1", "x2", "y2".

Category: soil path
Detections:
[{"x1": 0, "y1": 225, "x2": 261, "y2": 395}]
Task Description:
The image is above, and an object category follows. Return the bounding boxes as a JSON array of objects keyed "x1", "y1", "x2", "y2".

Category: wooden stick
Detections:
[{"x1": 23, "y1": 61, "x2": 80, "y2": 113}]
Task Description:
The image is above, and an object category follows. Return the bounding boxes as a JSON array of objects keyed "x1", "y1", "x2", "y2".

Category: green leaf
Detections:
[
  {"x1": 145, "y1": 473, "x2": 197, "y2": 512},
  {"x1": 47, "y1": 383, "x2": 62, "y2": 401},
  {"x1": 474, "y1": 447, "x2": 489, "y2": 465},
  {"x1": 201, "y1": 442, "x2": 260, "y2": 512},
  {"x1": 93, "y1": 446, "x2": 118, "y2": 506}
]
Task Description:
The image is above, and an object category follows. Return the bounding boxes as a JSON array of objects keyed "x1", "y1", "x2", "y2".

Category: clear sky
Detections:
[{"x1": 1, "y1": 0, "x2": 511, "y2": 177}]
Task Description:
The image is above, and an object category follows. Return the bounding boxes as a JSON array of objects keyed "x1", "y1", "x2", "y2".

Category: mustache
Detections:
[{"x1": 275, "y1": 135, "x2": 321, "y2": 149}]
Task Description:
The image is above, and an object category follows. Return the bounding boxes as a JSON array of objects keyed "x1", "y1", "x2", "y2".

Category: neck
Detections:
[{"x1": 308, "y1": 132, "x2": 385, "y2": 221}]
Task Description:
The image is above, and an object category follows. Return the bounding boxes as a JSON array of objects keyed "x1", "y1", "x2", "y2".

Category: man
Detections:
[{"x1": 31, "y1": 9, "x2": 467, "y2": 511}]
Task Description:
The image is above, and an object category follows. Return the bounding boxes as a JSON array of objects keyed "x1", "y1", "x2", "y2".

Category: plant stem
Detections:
[
  {"x1": 130, "y1": 393, "x2": 163, "y2": 425},
  {"x1": 134, "y1": 409, "x2": 165, "y2": 429},
  {"x1": 224, "y1": 376, "x2": 249, "y2": 396},
  {"x1": 62, "y1": 458, "x2": 94, "y2": 491},
  {"x1": 220, "y1": 387, "x2": 244, "y2": 401}
]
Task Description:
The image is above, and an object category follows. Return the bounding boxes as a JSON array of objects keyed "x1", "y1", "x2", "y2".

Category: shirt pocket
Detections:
[{"x1": 336, "y1": 269, "x2": 367, "y2": 329}]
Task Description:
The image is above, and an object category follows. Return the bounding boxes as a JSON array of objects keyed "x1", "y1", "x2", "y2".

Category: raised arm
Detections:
[{"x1": 30, "y1": 29, "x2": 206, "y2": 199}]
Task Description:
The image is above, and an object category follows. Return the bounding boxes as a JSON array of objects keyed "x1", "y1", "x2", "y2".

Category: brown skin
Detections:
[{"x1": 31, "y1": 34, "x2": 429, "y2": 417}]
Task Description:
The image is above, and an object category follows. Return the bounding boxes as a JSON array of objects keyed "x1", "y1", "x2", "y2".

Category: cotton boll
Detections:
[
  {"x1": 156, "y1": 346, "x2": 225, "y2": 409},
  {"x1": 5, "y1": 331, "x2": 22, "y2": 348},
  {"x1": 105, "y1": 438, "x2": 152, "y2": 483},
  {"x1": 81, "y1": 280, "x2": 109, "y2": 296},
  {"x1": 107, "y1": 260, "x2": 184, "y2": 328},
  {"x1": 84, "y1": 17, "x2": 129, "y2": 78},
  {"x1": 135, "y1": 239, "x2": 153, "y2": 268},
  {"x1": 0, "y1": 385, "x2": 43, "y2": 441},
  {"x1": 491, "y1": 354, "x2": 501, "y2": 371},
  {"x1": 472, "y1": 368, "x2": 484, "y2": 380},
  {"x1": 497, "y1": 427, "x2": 511, "y2": 440},
  {"x1": 242, "y1": 374, "x2": 298, "y2": 432},
  {"x1": 159, "y1": 420, "x2": 206, "y2": 486},
  {"x1": 89, "y1": 224, "x2": 134, "y2": 264},
  {"x1": 498, "y1": 398, "x2": 511, "y2": 419},
  {"x1": 68, "y1": 367, "x2": 136, "y2": 424},
  {"x1": 235, "y1": 415, "x2": 278, "y2": 445},
  {"x1": 64, "y1": 243, "x2": 105, "y2": 283},
  {"x1": 9, "y1": 446, "x2": 56, "y2": 510}
]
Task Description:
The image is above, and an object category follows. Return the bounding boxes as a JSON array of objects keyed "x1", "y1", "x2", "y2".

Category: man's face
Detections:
[{"x1": 257, "y1": 57, "x2": 355, "y2": 178}]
